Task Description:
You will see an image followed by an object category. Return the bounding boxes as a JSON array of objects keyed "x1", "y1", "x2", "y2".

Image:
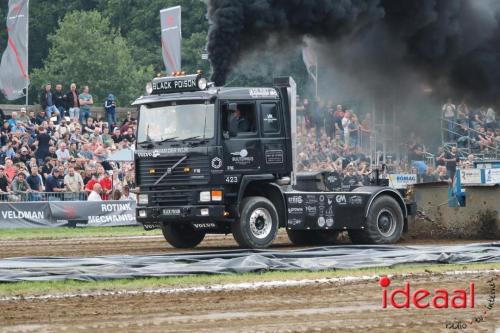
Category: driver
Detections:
[{"x1": 229, "y1": 107, "x2": 250, "y2": 134}]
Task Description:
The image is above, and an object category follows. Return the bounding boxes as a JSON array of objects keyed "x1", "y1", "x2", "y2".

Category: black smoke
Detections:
[{"x1": 207, "y1": 0, "x2": 500, "y2": 103}]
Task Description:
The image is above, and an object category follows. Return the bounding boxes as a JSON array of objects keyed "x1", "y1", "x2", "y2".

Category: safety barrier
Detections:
[{"x1": 0, "y1": 200, "x2": 138, "y2": 228}]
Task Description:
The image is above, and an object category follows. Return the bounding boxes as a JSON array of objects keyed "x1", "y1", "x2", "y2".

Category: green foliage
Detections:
[
  {"x1": 31, "y1": 10, "x2": 153, "y2": 106},
  {"x1": 0, "y1": 1, "x2": 311, "y2": 104}
]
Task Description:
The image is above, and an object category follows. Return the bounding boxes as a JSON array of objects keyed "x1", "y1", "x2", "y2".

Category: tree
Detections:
[{"x1": 31, "y1": 10, "x2": 152, "y2": 107}]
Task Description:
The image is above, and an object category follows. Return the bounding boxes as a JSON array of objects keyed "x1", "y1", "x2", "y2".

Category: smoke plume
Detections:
[{"x1": 207, "y1": 0, "x2": 500, "y2": 104}]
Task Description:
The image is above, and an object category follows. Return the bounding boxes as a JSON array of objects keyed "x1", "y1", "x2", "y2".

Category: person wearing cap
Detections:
[
  {"x1": 104, "y1": 94, "x2": 117, "y2": 126},
  {"x1": 45, "y1": 168, "x2": 64, "y2": 196},
  {"x1": 18, "y1": 108, "x2": 30, "y2": 125},
  {"x1": 18, "y1": 146, "x2": 31, "y2": 164},
  {"x1": 229, "y1": 106, "x2": 250, "y2": 135}
]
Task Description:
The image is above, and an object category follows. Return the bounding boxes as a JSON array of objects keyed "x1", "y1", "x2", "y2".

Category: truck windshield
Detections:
[{"x1": 137, "y1": 103, "x2": 214, "y2": 142}]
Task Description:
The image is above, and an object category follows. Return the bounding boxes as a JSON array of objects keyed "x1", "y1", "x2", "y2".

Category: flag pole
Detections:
[{"x1": 24, "y1": 0, "x2": 29, "y2": 107}]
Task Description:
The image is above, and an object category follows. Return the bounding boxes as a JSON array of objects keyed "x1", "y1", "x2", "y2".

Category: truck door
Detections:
[
  {"x1": 259, "y1": 101, "x2": 286, "y2": 173},
  {"x1": 221, "y1": 101, "x2": 262, "y2": 174}
]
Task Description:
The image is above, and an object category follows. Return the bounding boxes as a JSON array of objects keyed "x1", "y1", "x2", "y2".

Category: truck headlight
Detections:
[
  {"x1": 138, "y1": 194, "x2": 149, "y2": 205},
  {"x1": 138, "y1": 210, "x2": 147, "y2": 218},
  {"x1": 199, "y1": 191, "x2": 211, "y2": 202}
]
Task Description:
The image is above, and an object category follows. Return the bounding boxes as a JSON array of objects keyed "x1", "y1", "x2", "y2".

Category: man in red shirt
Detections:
[
  {"x1": 99, "y1": 171, "x2": 112, "y2": 200},
  {"x1": 84, "y1": 174, "x2": 98, "y2": 197}
]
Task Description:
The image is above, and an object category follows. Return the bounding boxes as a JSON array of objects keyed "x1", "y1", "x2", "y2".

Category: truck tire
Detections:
[
  {"x1": 162, "y1": 223, "x2": 206, "y2": 248},
  {"x1": 350, "y1": 195, "x2": 404, "y2": 244},
  {"x1": 287, "y1": 230, "x2": 340, "y2": 246},
  {"x1": 232, "y1": 196, "x2": 279, "y2": 248}
]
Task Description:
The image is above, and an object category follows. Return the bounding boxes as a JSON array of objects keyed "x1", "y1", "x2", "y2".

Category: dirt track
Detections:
[
  {"x1": 0, "y1": 232, "x2": 494, "y2": 259},
  {"x1": 0, "y1": 272, "x2": 497, "y2": 333}
]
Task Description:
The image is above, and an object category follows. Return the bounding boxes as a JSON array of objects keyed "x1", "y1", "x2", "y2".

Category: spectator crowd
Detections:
[
  {"x1": 0, "y1": 83, "x2": 137, "y2": 202},
  {"x1": 295, "y1": 96, "x2": 498, "y2": 187}
]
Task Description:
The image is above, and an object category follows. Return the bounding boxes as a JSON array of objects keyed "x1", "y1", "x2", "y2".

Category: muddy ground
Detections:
[{"x1": 0, "y1": 272, "x2": 497, "y2": 333}]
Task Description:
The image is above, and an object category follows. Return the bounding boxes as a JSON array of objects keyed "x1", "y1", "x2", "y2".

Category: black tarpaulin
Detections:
[{"x1": 0, "y1": 242, "x2": 498, "y2": 282}]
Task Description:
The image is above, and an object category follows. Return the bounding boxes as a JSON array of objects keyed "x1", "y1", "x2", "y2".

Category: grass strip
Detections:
[
  {"x1": 1, "y1": 262, "x2": 498, "y2": 297},
  {"x1": 0, "y1": 226, "x2": 161, "y2": 240}
]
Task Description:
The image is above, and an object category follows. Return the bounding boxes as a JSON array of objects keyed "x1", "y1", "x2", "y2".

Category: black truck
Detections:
[{"x1": 133, "y1": 73, "x2": 415, "y2": 248}]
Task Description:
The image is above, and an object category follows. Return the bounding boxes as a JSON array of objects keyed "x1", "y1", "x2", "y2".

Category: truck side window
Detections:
[
  {"x1": 222, "y1": 103, "x2": 257, "y2": 137},
  {"x1": 261, "y1": 103, "x2": 280, "y2": 133}
]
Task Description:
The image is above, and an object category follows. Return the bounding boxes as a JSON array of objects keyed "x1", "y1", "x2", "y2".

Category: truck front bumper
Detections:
[{"x1": 136, "y1": 205, "x2": 226, "y2": 224}]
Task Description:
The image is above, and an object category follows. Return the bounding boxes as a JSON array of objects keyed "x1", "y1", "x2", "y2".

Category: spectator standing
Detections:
[
  {"x1": 0, "y1": 167, "x2": 9, "y2": 194},
  {"x1": 457, "y1": 100, "x2": 469, "y2": 125},
  {"x1": 45, "y1": 169, "x2": 65, "y2": 197},
  {"x1": 79, "y1": 86, "x2": 93, "y2": 124},
  {"x1": 442, "y1": 98, "x2": 456, "y2": 141},
  {"x1": 54, "y1": 84, "x2": 66, "y2": 120},
  {"x1": 66, "y1": 83, "x2": 80, "y2": 122},
  {"x1": 64, "y1": 166, "x2": 84, "y2": 199},
  {"x1": 441, "y1": 146, "x2": 459, "y2": 185},
  {"x1": 26, "y1": 166, "x2": 43, "y2": 201},
  {"x1": 342, "y1": 111, "x2": 351, "y2": 149},
  {"x1": 104, "y1": 94, "x2": 117, "y2": 126},
  {"x1": 485, "y1": 107, "x2": 496, "y2": 130},
  {"x1": 40, "y1": 84, "x2": 60, "y2": 120}
]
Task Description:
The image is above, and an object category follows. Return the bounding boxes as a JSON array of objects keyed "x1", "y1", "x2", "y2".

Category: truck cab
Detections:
[{"x1": 133, "y1": 73, "x2": 414, "y2": 249}]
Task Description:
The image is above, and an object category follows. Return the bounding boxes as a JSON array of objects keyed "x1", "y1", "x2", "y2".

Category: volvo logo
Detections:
[{"x1": 211, "y1": 157, "x2": 223, "y2": 169}]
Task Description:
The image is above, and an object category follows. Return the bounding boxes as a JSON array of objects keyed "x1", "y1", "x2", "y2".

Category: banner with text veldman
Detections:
[{"x1": 0, "y1": 201, "x2": 138, "y2": 228}]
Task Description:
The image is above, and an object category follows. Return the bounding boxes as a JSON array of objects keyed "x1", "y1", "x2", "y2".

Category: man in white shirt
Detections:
[
  {"x1": 120, "y1": 184, "x2": 136, "y2": 201},
  {"x1": 55, "y1": 142, "x2": 71, "y2": 161},
  {"x1": 64, "y1": 167, "x2": 84, "y2": 199},
  {"x1": 442, "y1": 98, "x2": 456, "y2": 141},
  {"x1": 342, "y1": 111, "x2": 351, "y2": 149},
  {"x1": 87, "y1": 183, "x2": 102, "y2": 201}
]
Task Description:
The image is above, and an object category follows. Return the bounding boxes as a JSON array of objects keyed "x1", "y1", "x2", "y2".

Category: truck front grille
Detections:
[{"x1": 137, "y1": 154, "x2": 210, "y2": 187}]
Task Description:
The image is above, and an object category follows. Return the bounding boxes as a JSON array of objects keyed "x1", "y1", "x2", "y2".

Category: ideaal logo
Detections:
[
  {"x1": 379, "y1": 276, "x2": 496, "y2": 330},
  {"x1": 379, "y1": 276, "x2": 475, "y2": 309}
]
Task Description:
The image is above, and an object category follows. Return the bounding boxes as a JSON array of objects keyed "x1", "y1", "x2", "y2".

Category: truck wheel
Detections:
[
  {"x1": 351, "y1": 195, "x2": 404, "y2": 244},
  {"x1": 232, "y1": 196, "x2": 279, "y2": 248},
  {"x1": 287, "y1": 230, "x2": 339, "y2": 246},
  {"x1": 162, "y1": 223, "x2": 206, "y2": 248}
]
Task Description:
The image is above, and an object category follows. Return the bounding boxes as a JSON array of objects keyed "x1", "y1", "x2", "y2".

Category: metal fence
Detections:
[{"x1": 0, "y1": 192, "x2": 86, "y2": 202}]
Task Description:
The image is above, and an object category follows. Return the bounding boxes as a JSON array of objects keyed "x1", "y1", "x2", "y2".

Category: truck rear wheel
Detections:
[
  {"x1": 287, "y1": 230, "x2": 339, "y2": 246},
  {"x1": 349, "y1": 195, "x2": 404, "y2": 244},
  {"x1": 232, "y1": 196, "x2": 279, "y2": 249},
  {"x1": 162, "y1": 223, "x2": 206, "y2": 248}
]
